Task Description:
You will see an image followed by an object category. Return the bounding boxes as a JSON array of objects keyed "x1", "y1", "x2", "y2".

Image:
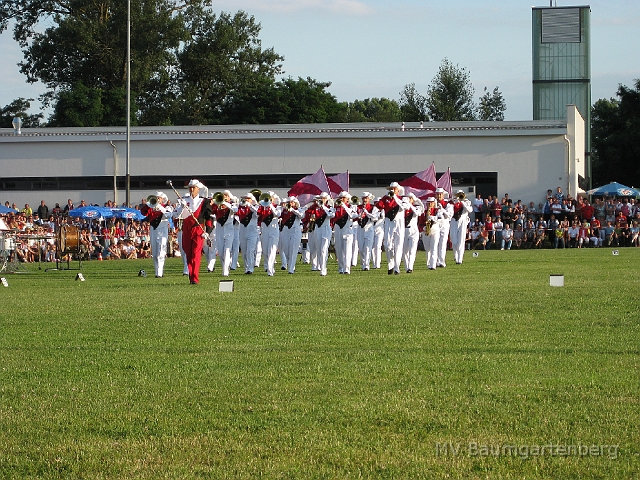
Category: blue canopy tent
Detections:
[
  {"x1": 587, "y1": 182, "x2": 640, "y2": 197},
  {"x1": 0, "y1": 205, "x2": 18, "y2": 215},
  {"x1": 68, "y1": 206, "x2": 114, "y2": 219},
  {"x1": 109, "y1": 208, "x2": 145, "y2": 221}
]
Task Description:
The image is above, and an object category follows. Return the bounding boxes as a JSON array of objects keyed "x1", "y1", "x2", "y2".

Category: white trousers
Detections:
[
  {"x1": 261, "y1": 222, "x2": 279, "y2": 276},
  {"x1": 450, "y1": 217, "x2": 469, "y2": 264},
  {"x1": 150, "y1": 222, "x2": 169, "y2": 277},
  {"x1": 384, "y1": 217, "x2": 405, "y2": 272}
]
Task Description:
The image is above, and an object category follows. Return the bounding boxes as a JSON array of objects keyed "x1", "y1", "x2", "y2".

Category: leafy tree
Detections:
[
  {"x1": 1, "y1": 98, "x2": 43, "y2": 128},
  {"x1": 591, "y1": 79, "x2": 640, "y2": 187},
  {"x1": 342, "y1": 98, "x2": 402, "y2": 123},
  {"x1": 399, "y1": 83, "x2": 428, "y2": 122},
  {"x1": 478, "y1": 86, "x2": 506, "y2": 121},
  {"x1": 425, "y1": 58, "x2": 476, "y2": 121}
]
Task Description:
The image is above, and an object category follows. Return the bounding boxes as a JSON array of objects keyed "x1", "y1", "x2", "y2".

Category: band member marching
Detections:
[
  {"x1": 143, "y1": 191, "x2": 173, "y2": 277},
  {"x1": 279, "y1": 196, "x2": 305, "y2": 274},
  {"x1": 305, "y1": 192, "x2": 335, "y2": 276},
  {"x1": 356, "y1": 192, "x2": 378, "y2": 270},
  {"x1": 450, "y1": 189, "x2": 473, "y2": 264},
  {"x1": 402, "y1": 192, "x2": 424, "y2": 273},
  {"x1": 333, "y1": 191, "x2": 359, "y2": 274},
  {"x1": 434, "y1": 187, "x2": 453, "y2": 268},
  {"x1": 419, "y1": 196, "x2": 442, "y2": 270},
  {"x1": 372, "y1": 202, "x2": 385, "y2": 269},
  {"x1": 174, "y1": 179, "x2": 212, "y2": 284},
  {"x1": 237, "y1": 192, "x2": 260, "y2": 274},
  {"x1": 374, "y1": 182, "x2": 408, "y2": 275},
  {"x1": 212, "y1": 189, "x2": 238, "y2": 277},
  {"x1": 257, "y1": 192, "x2": 281, "y2": 276}
]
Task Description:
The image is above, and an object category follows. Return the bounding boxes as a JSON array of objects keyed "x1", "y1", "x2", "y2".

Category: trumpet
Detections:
[
  {"x1": 351, "y1": 195, "x2": 360, "y2": 205},
  {"x1": 259, "y1": 192, "x2": 272, "y2": 205},
  {"x1": 146, "y1": 194, "x2": 159, "y2": 209},
  {"x1": 455, "y1": 191, "x2": 467, "y2": 200}
]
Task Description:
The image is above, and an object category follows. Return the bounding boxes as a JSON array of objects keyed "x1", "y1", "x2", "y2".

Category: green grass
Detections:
[{"x1": 1, "y1": 248, "x2": 639, "y2": 478}]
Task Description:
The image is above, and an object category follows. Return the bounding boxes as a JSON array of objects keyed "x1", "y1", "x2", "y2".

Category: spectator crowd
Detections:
[{"x1": 2, "y1": 186, "x2": 640, "y2": 265}]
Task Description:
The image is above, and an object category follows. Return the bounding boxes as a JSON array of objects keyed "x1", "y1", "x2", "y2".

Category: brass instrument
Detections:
[
  {"x1": 213, "y1": 191, "x2": 226, "y2": 206},
  {"x1": 351, "y1": 195, "x2": 360, "y2": 205},
  {"x1": 250, "y1": 189, "x2": 262, "y2": 203},
  {"x1": 146, "y1": 194, "x2": 159, "y2": 209},
  {"x1": 335, "y1": 198, "x2": 344, "y2": 207},
  {"x1": 455, "y1": 191, "x2": 467, "y2": 200},
  {"x1": 259, "y1": 192, "x2": 272, "y2": 205}
]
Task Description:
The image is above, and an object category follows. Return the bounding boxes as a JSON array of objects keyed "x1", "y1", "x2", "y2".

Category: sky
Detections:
[{"x1": 1, "y1": 0, "x2": 639, "y2": 122}]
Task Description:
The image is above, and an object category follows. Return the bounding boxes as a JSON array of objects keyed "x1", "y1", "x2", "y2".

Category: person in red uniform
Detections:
[{"x1": 175, "y1": 179, "x2": 212, "y2": 284}]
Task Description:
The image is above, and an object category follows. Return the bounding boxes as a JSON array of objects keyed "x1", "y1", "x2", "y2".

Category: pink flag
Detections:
[
  {"x1": 327, "y1": 171, "x2": 349, "y2": 198},
  {"x1": 288, "y1": 167, "x2": 330, "y2": 206},
  {"x1": 436, "y1": 167, "x2": 452, "y2": 197},
  {"x1": 399, "y1": 163, "x2": 437, "y2": 200}
]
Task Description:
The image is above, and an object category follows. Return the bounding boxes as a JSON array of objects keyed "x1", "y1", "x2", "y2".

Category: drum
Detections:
[{"x1": 58, "y1": 225, "x2": 80, "y2": 254}]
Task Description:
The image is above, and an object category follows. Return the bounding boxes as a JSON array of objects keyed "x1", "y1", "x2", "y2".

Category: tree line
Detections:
[{"x1": 1, "y1": 1, "x2": 504, "y2": 127}]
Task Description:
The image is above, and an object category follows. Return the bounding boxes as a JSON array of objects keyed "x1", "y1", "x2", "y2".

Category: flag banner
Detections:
[
  {"x1": 437, "y1": 167, "x2": 452, "y2": 197},
  {"x1": 399, "y1": 163, "x2": 437, "y2": 199},
  {"x1": 327, "y1": 171, "x2": 349, "y2": 198},
  {"x1": 288, "y1": 167, "x2": 330, "y2": 206}
]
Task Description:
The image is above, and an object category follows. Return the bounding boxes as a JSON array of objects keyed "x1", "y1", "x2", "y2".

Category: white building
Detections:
[{"x1": 0, "y1": 106, "x2": 584, "y2": 208}]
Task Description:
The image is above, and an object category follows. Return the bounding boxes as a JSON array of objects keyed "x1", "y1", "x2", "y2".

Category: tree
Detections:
[
  {"x1": 478, "y1": 86, "x2": 506, "y2": 121},
  {"x1": 399, "y1": 83, "x2": 428, "y2": 122},
  {"x1": 1, "y1": 98, "x2": 43, "y2": 128},
  {"x1": 591, "y1": 79, "x2": 640, "y2": 187},
  {"x1": 425, "y1": 58, "x2": 476, "y2": 121},
  {"x1": 219, "y1": 77, "x2": 345, "y2": 125},
  {"x1": 342, "y1": 98, "x2": 402, "y2": 123}
]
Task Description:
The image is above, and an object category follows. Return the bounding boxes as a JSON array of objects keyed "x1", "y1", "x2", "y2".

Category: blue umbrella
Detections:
[
  {"x1": 0, "y1": 205, "x2": 18, "y2": 214},
  {"x1": 68, "y1": 206, "x2": 114, "y2": 219},
  {"x1": 110, "y1": 207, "x2": 145, "y2": 220},
  {"x1": 587, "y1": 182, "x2": 640, "y2": 197}
]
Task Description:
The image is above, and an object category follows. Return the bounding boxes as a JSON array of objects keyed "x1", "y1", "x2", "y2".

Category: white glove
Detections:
[
  {"x1": 201, "y1": 232, "x2": 209, "y2": 241},
  {"x1": 178, "y1": 199, "x2": 188, "y2": 208}
]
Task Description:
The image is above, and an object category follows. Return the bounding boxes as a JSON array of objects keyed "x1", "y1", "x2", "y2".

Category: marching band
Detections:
[{"x1": 161, "y1": 178, "x2": 466, "y2": 283}]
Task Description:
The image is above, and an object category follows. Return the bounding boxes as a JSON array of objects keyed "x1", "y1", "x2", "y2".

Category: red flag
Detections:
[
  {"x1": 288, "y1": 167, "x2": 330, "y2": 206},
  {"x1": 399, "y1": 163, "x2": 437, "y2": 200},
  {"x1": 327, "y1": 171, "x2": 349, "y2": 198},
  {"x1": 437, "y1": 167, "x2": 452, "y2": 197}
]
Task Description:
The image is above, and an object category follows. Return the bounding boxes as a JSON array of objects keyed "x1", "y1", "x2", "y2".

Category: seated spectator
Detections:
[
  {"x1": 554, "y1": 225, "x2": 566, "y2": 248},
  {"x1": 603, "y1": 221, "x2": 616, "y2": 246},
  {"x1": 501, "y1": 224, "x2": 513, "y2": 250},
  {"x1": 568, "y1": 221, "x2": 580, "y2": 248},
  {"x1": 534, "y1": 224, "x2": 546, "y2": 248},
  {"x1": 475, "y1": 227, "x2": 489, "y2": 250},
  {"x1": 513, "y1": 224, "x2": 524, "y2": 249},
  {"x1": 578, "y1": 222, "x2": 590, "y2": 248}
]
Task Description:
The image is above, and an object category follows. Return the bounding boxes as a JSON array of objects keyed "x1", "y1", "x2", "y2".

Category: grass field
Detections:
[{"x1": 1, "y1": 248, "x2": 639, "y2": 479}]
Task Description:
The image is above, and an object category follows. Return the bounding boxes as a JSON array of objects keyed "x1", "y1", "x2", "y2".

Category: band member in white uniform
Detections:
[
  {"x1": 333, "y1": 191, "x2": 359, "y2": 274},
  {"x1": 231, "y1": 196, "x2": 241, "y2": 270},
  {"x1": 280, "y1": 196, "x2": 305, "y2": 274},
  {"x1": 212, "y1": 189, "x2": 238, "y2": 277},
  {"x1": 420, "y1": 197, "x2": 442, "y2": 270},
  {"x1": 143, "y1": 191, "x2": 173, "y2": 277},
  {"x1": 237, "y1": 192, "x2": 260, "y2": 274},
  {"x1": 306, "y1": 192, "x2": 335, "y2": 276},
  {"x1": 375, "y1": 182, "x2": 408, "y2": 275},
  {"x1": 435, "y1": 187, "x2": 453, "y2": 268},
  {"x1": 257, "y1": 192, "x2": 281, "y2": 276},
  {"x1": 204, "y1": 213, "x2": 217, "y2": 273},
  {"x1": 371, "y1": 203, "x2": 385, "y2": 269},
  {"x1": 450, "y1": 189, "x2": 473, "y2": 264},
  {"x1": 402, "y1": 192, "x2": 423, "y2": 273},
  {"x1": 356, "y1": 192, "x2": 378, "y2": 270}
]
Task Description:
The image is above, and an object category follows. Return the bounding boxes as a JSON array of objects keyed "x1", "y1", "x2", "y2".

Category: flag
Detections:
[
  {"x1": 437, "y1": 167, "x2": 452, "y2": 197},
  {"x1": 287, "y1": 167, "x2": 330, "y2": 206},
  {"x1": 399, "y1": 163, "x2": 437, "y2": 200},
  {"x1": 327, "y1": 171, "x2": 349, "y2": 198}
]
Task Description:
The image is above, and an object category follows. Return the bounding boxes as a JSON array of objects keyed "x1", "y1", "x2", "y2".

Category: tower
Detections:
[{"x1": 532, "y1": 5, "x2": 591, "y2": 188}]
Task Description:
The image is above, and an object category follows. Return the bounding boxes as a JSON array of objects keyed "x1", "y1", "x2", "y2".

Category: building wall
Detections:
[{"x1": 0, "y1": 117, "x2": 582, "y2": 208}]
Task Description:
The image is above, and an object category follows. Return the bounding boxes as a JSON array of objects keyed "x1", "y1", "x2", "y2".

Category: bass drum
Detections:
[{"x1": 58, "y1": 225, "x2": 80, "y2": 254}]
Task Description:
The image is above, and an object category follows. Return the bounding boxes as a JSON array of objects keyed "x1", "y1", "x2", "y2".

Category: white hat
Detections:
[
  {"x1": 222, "y1": 189, "x2": 232, "y2": 197},
  {"x1": 456, "y1": 189, "x2": 465, "y2": 195},
  {"x1": 155, "y1": 191, "x2": 168, "y2": 202},
  {"x1": 289, "y1": 196, "x2": 300, "y2": 205},
  {"x1": 337, "y1": 191, "x2": 350, "y2": 199},
  {"x1": 362, "y1": 191, "x2": 374, "y2": 199},
  {"x1": 387, "y1": 181, "x2": 400, "y2": 190},
  {"x1": 242, "y1": 192, "x2": 254, "y2": 199},
  {"x1": 435, "y1": 187, "x2": 445, "y2": 194},
  {"x1": 408, "y1": 192, "x2": 418, "y2": 201},
  {"x1": 397, "y1": 186, "x2": 405, "y2": 196},
  {"x1": 320, "y1": 192, "x2": 331, "y2": 199},
  {"x1": 426, "y1": 196, "x2": 436, "y2": 202},
  {"x1": 188, "y1": 179, "x2": 204, "y2": 189}
]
